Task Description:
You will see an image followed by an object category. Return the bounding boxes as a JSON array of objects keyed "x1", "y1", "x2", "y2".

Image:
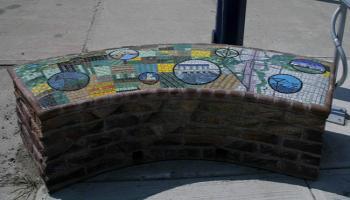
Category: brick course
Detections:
[{"x1": 11, "y1": 83, "x2": 329, "y2": 192}]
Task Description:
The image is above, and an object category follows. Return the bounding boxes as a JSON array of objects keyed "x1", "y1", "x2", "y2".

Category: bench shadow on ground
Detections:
[
  {"x1": 49, "y1": 130, "x2": 350, "y2": 200},
  {"x1": 316, "y1": 0, "x2": 340, "y2": 5},
  {"x1": 333, "y1": 87, "x2": 350, "y2": 102}
]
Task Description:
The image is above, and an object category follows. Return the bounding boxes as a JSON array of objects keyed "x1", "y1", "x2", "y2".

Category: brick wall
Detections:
[{"x1": 14, "y1": 87, "x2": 328, "y2": 192}]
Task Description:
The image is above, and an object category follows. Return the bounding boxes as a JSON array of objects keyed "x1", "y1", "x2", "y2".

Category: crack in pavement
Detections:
[{"x1": 82, "y1": 0, "x2": 103, "y2": 53}]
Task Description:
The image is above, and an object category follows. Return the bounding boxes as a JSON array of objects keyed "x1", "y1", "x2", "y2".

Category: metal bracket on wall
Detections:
[{"x1": 327, "y1": 106, "x2": 348, "y2": 125}]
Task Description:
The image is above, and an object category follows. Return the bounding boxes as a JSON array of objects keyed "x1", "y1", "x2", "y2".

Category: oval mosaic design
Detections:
[
  {"x1": 107, "y1": 48, "x2": 139, "y2": 61},
  {"x1": 268, "y1": 74, "x2": 303, "y2": 94},
  {"x1": 138, "y1": 72, "x2": 160, "y2": 85},
  {"x1": 47, "y1": 72, "x2": 90, "y2": 91},
  {"x1": 290, "y1": 59, "x2": 326, "y2": 74},
  {"x1": 173, "y1": 60, "x2": 221, "y2": 85}
]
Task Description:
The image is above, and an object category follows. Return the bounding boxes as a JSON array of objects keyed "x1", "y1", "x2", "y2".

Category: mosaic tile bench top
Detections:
[{"x1": 12, "y1": 44, "x2": 334, "y2": 109}]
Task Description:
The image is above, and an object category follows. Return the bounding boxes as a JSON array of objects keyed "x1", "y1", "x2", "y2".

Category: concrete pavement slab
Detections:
[
  {"x1": 308, "y1": 169, "x2": 350, "y2": 200},
  {"x1": 86, "y1": 0, "x2": 350, "y2": 58},
  {"x1": 245, "y1": 0, "x2": 350, "y2": 57},
  {"x1": 0, "y1": 0, "x2": 96, "y2": 62},
  {"x1": 1, "y1": 0, "x2": 349, "y2": 62},
  {"x1": 85, "y1": 0, "x2": 216, "y2": 51}
]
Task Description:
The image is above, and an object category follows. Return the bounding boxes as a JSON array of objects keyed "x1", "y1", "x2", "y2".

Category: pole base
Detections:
[{"x1": 327, "y1": 106, "x2": 348, "y2": 125}]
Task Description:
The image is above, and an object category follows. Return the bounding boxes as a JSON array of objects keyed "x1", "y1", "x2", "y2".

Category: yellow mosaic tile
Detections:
[
  {"x1": 32, "y1": 83, "x2": 51, "y2": 95},
  {"x1": 323, "y1": 71, "x2": 331, "y2": 78},
  {"x1": 157, "y1": 63, "x2": 174, "y2": 73},
  {"x1": 130, "y1": 57, "x2": 142, "y2": 61},
  {"x1": 87, "y1": 81, "x2": 115, "y2": 98},
  {"x1": 191, "y1": 50, "x2": 211, "y2": 58}
]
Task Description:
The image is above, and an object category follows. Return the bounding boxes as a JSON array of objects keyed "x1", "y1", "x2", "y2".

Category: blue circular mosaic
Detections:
[
  {"x1": 107, "y1": 48, "x2": 139, "y2": 61},
  {"x1": 47, "y1": 72, "x2": 90, "y2": 91},
  {"x1": 173, "y1": 60, "x2": 221, "y2": 85},
  {"x1": 268, "y1": 74, "x2": 303, "y2": 94},
  {"x1": 290, "y1": 59, "x2": 326, "y2": 74},
  {"x1": 138, "y1": 72, "x2": 160, "y2": 85}
]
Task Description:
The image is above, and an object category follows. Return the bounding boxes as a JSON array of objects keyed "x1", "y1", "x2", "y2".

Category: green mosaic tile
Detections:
[{"x1": 12, "y1": 44, "x2": 333, "y2": 108}]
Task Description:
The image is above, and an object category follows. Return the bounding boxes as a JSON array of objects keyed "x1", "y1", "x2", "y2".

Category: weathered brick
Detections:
[
  {"x1": 284, "y1": 112, "x2": 325, "y2": 128},
  {"x1": 184, "y1": 135, "x2": 225, "y2": 146},
  {"x1": 202, "y1": 148, "x2": 216, "y2": 159},
  {"x1": 65, "y1": 150, "x2": 93, "y2": 166},
  {"x1": 300, "y1": 165, "x2": 319, "y2": 179},
  {"x1": 262, "y1": 121, "x2": 303, "y2": 139},
  {"x1": 260, "y1": 144, "x2": 298, "y2": 161},
  {"x1": 104, "y1": 143, "x2": 123, "y2": 155},
  {"x1": 163, "y1": 148, "x2": 180, "y2": 159},
  {"x1": 243, "y1": 154, "x2": 279, "y2": 169},
  {"x1": 45, "y1": 159, "x2": 67, "y2": 176},
  {"x1": 82, "y1": 120, "x2": 104, "y2": 134},
  {"x1": 231, "y1": 118, "x2": 262, "y2": 127},
  {"x1": 184, "y1": 147, "x2": 201, "y2": 158},
  {"x1": 126, "y1": 126, "x2": 157, "y2": 137},
  {"x1": 44, "y1": 139, "x2": 74, "y2": 158},
  {"x1": 149, "y1": 148, "x2": 165, "y2": 160},
  {"x1": 89, "y1": 146, "x2": 107, "y2": 158},
  {"x1": 42, "y1": 112, "x2": 98, "y2": 131},
  {"x1": 117, "y1": 141, "x2": 144, "y2": 152},
  {"x1": 182, "y1": 126, "x2": 240, "y2": 136},
  {"x1": 255, "y1": 107, "x2": 285, "y2": 121},
  {"x1": 90, "y1": 106, "x2": 120, "y2": 118},
  {"x1": 84, "y1": 133, "x2": 113, "y2": 148},
  {"x1": 86, "y1": 157, "x2": 126, "y2": 174},
  {"x1": 104, "y1": 114, "x2": 139, "y2": 129},
  {"x1": 132, "y1": 151, "x2": 144, "y2": 162},
  {"x1": 118, "y1": 102, "x2": 160, "y2": 113},
  {"x1": 225, "y1": 140, "x2": 257, "y2": 153},
  {"x1": 280, "y1": 161, "x2": 300, "y2": 176},
  {"x1": 300, "y1": 154, "x2": 321, "y2": 166},
  {"x1": 191, "y1": 112, "x2": 226, "y2": 125},
  {"x1": 215, "y1": 148, "x2": 229, "y2": 159},
  {"x1": 284, "y1": 139, "x2": 322, "y2": 155},
  {"x1": 163, "y1": 100, "x2": 199, "y2": 112},
  {"x1": 197, "y1": 102, "x2": 241, "y2": 113},
  {"x1": 104, "y1": 129, "x2": 124, "y2": 141},
  {"x1": 303, "y1": 129, "x2": 323, "y2": 143},
  {"x1": 215, "y1": 148, "x2": 241, "y2": 162},
  {"x1": 154, "y1": 135, "x2": 183, "y2": 146},
  {"x1": 148, "y1": 112, "x2": 191, "y2": 124},
  {"x1": 240, "y1": 132, "x2": 280, "y2": 145},
  {"x1": 225, "y1": 151, "x2": 241, "y2": 162}
]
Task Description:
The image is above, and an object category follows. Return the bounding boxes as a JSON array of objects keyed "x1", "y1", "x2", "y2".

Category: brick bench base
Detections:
[{"x1": 8, "y1": 44, "x2": 334, "y2": 192}]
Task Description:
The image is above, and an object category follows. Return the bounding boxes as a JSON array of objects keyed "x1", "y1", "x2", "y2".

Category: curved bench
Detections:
[{"x1": 8, "y1": 44, "x2": 335, "y2": 191}]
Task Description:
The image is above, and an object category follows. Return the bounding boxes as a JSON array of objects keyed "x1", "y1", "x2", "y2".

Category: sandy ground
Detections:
[{"x1": 0, "y1": 67, "x2": 42, "y2": 200}]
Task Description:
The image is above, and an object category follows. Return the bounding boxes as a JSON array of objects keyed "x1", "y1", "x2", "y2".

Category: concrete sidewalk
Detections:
[{"x1": 0, "y1": 0, "x2": 349, "y2": 200}]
